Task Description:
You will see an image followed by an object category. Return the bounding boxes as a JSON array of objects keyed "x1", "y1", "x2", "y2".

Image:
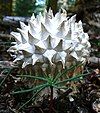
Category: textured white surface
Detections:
[{"x1": 8, "y1": 9, "x2": 91, "y2": 69}]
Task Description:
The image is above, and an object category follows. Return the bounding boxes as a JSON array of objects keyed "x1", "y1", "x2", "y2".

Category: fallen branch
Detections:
[
  {"x1": 88, "y1": 57, "x2": 100, "y2": 68},
  {"x1": 0, "y1": 16, "x2": 30, "y2": 29},
  {"x1": 0, "y1": 33, "x2": 13, "y2": 39},
  {"x1": 0, "y1": 20, "x2": 18, "y2": 28},
  {"x1": 0, "y1": 61, "x2": 18, "y2": 69},
  {"x1": 3, "y1": 16, "x2": 30, "y2": 24},
  {"x1": 89, "y1": 20, "x2": 100, "y2": 28}
]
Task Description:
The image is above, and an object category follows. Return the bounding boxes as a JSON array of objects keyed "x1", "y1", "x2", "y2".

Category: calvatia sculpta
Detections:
[{"x1": 8, "y1": 9, "x2": 91, "y2": 72}]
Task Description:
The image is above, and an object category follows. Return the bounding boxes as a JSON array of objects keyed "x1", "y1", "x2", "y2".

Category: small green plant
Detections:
[{"x1": 11, "y1": 63, "x2": 89, "y2": 112}]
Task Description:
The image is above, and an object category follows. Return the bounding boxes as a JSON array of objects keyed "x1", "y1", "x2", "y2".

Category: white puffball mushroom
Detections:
[{"x1": 8, "y1": 9, "x2": 91, "y2": 70}]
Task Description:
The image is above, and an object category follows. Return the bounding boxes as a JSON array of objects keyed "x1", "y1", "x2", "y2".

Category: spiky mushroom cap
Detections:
[{"x1": 8, "y1": 9, "x2": 91, "y2": 69}]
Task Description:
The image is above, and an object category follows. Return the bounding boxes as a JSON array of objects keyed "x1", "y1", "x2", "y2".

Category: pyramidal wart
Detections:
[{"x1": 8, "y1": 9, "x2": 91, "y2": 72}]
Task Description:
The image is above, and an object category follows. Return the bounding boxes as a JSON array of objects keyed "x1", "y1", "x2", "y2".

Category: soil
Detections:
[{"x1": 0, "y1": 68, "x2": 100, "y2": 113}]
